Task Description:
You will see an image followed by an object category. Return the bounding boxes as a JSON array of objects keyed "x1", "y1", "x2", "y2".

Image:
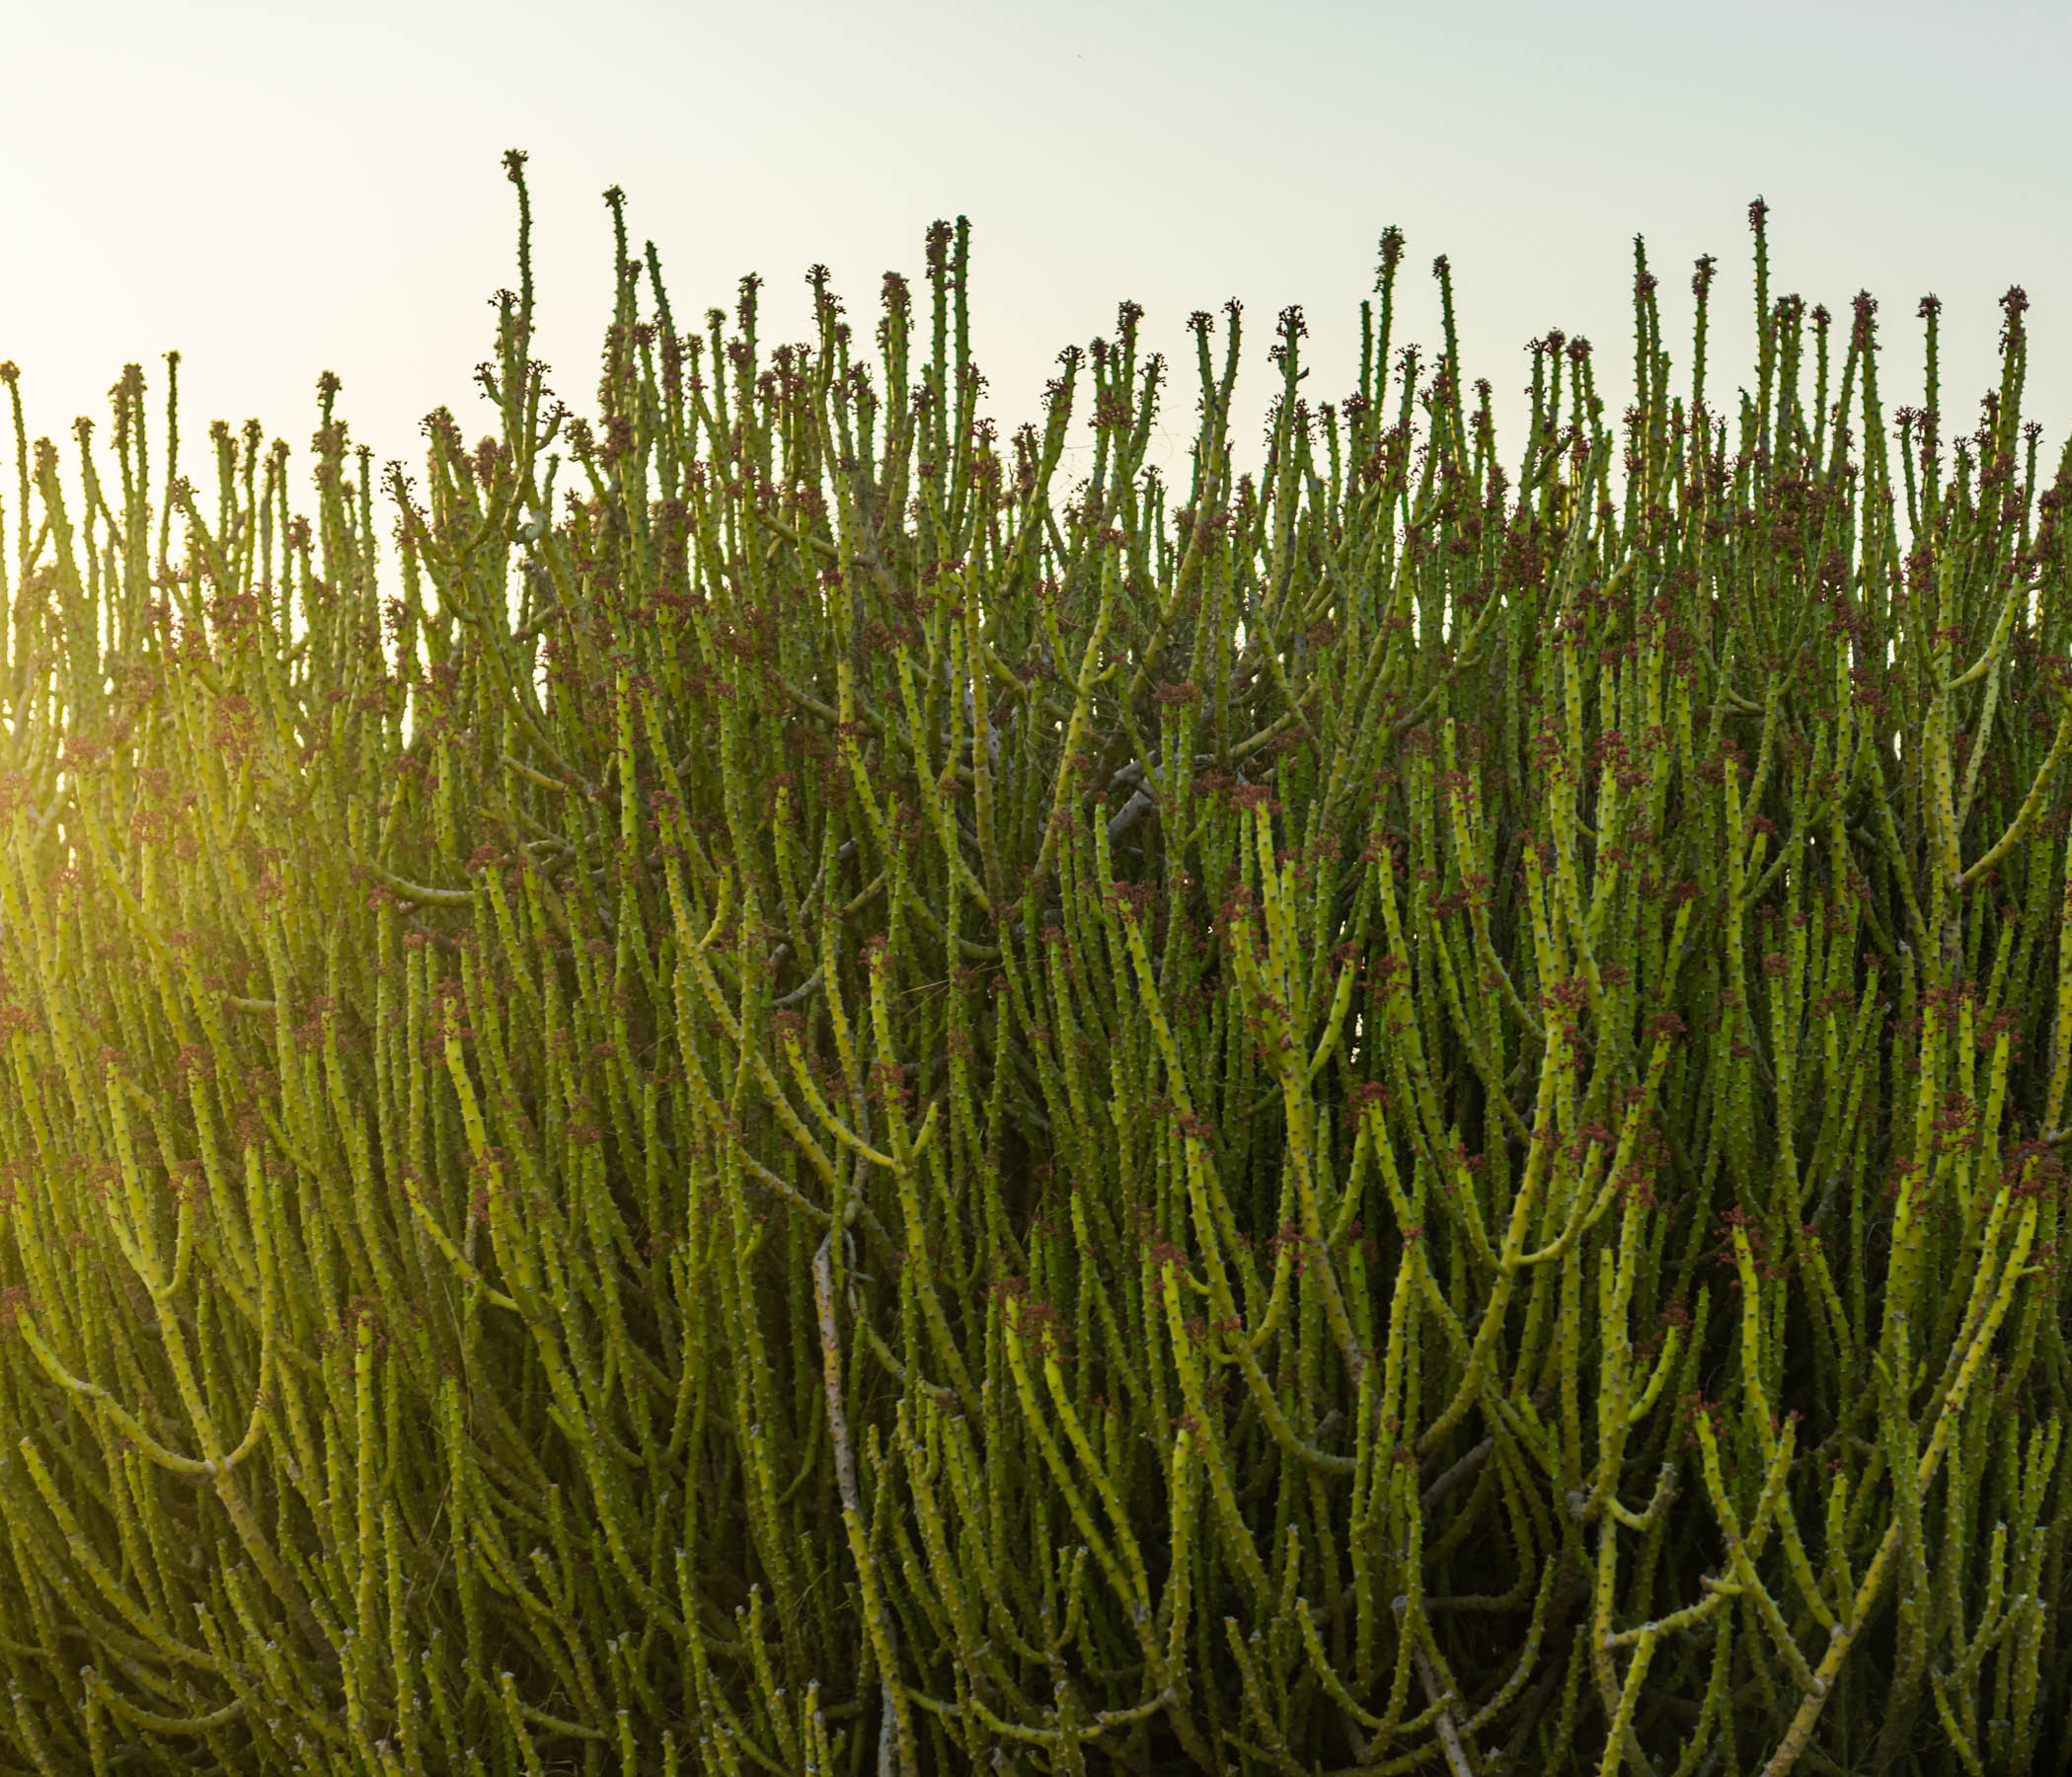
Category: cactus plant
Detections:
[{"x1": 0, "y1": 159, "x2": 2065, "y2": 1774}]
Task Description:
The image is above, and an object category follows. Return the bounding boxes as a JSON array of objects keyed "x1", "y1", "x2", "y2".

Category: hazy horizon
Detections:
[{"x1": 6, "y1": 0, "x2": 2070, "y2": 516}]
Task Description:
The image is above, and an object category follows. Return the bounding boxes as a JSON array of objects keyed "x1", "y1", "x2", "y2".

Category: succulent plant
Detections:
[{"x1": 0, "y1": 162, "x2": 2065, "y2": 1774}]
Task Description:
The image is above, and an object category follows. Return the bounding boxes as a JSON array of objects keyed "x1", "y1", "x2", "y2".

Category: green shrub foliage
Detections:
[{"x1": 0, "y1": 159, "x2": 2069, "y2": 1774}]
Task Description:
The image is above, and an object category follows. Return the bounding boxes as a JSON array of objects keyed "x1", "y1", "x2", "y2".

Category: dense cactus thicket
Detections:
[{"x1": 0, "y1": 155, "x2": 2070, "y2": 1775}]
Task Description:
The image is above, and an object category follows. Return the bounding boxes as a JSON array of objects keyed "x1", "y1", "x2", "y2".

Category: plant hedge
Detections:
[{"x1": 0, "y1": 160, "x2": 2069, "y2": 1774}]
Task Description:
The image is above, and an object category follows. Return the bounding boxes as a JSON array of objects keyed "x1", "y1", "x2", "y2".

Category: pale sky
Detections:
[{"x1": 5, "y1": 0, "x2": 2070, "y2": 510}]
